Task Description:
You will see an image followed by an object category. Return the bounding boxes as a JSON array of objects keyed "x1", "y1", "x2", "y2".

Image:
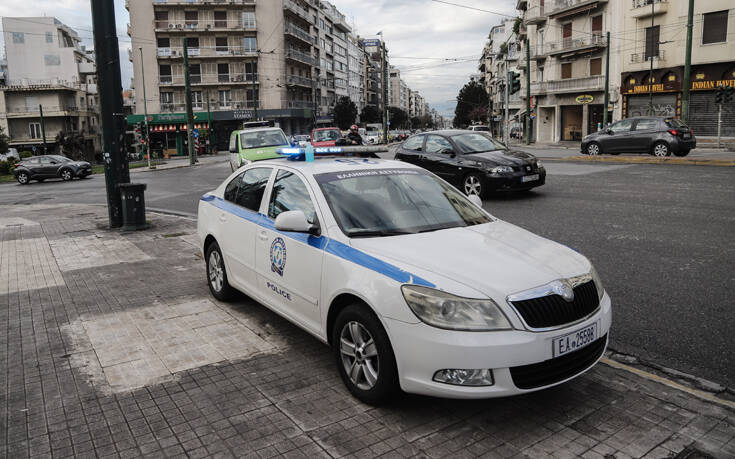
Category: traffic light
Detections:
[
  {"x1": 715, "y1": 86, "x2": 724, "y2": 105},
  {"x1": 724, "y1": 86, "x2": 734, "y2": 104},
  {"x1": 509, "y1": 71, "x2": 521, "y2": 95}
]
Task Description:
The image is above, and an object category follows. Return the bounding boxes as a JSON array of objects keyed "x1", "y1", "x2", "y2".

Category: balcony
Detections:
[
  {"x1": 5, "y1": 105, "x2": 84, "y2": 118},
  {"x1": 286, "y1": 75, "x2": 314, "y2": 87},
  {"x1": 543, "y1": 34, "x2": 606, "y2": 57},
  {"x1": 516, "y1": 0, "x2": 528, "y2": 10},
  {"x1": 286, "y1": 48, "x2": 317, "y2": 66},
  {"x1": 154, "y1": 19, "x2": 256, "y2": 32},
  {"x1": 283, "y1": 100, "x2": 313, "y2": 109},
  {"x1": 153, "y1": 0, "x2": 255, "y2": 5},
  {"x1": 157, "y1": 46, "x2": 258, "y2": 59},
  {"x1": 630, "y1": 0, "x2": 668, "y2": 18},
  {"x1": 525, "y1": 4, "x2": 547, "y2": 24},
  {"x1": 284, "y1": 22, "x2": 315, "y2": 45},
  {"x1": 283, "y1": 0, "x2": 314, "y2": 24},
  {"x1": 630, "y1": 50, "x2": 665, "y2": 63},
  {"x1": 159, "y1": 73, "x2": 258, "y2": 86},
  {"x1": 548, "y1": 0, "x2": 608, "y2": 19},
  {"x1": 530, "y1": 75, "x2": 604, "y2": 95}
]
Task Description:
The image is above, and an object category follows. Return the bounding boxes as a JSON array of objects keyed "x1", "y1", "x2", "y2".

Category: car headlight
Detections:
[
  {"x1": 590, "y1": 266, "x2": 604, "y2": 301},
  {"x1": 490, "y1": 165, "x2": 513, "y2": 174},
  {"x1": 536, "y1": 160, "x2": 543, "y2": 168},
  {"x1": 401, "y1": 285, "x2": 512, "y2": 331}
]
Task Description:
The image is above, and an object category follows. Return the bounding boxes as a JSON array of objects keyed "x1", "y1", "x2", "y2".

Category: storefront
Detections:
[
  {"x1": 621, "y1": 62, "x2": 735, "y2": 137},
  {"x1": 533, "y1": 92, "x2": 610, "y2": 142}
]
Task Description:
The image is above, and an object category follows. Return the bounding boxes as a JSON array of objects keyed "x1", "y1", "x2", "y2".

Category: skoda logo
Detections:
[{"x1": 552, "y1": 280, "x2": 575, "y2": 302}]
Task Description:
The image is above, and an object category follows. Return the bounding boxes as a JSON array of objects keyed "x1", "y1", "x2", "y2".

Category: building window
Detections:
[
  {"x1": 160, "y1": 92, "x2": 174, "y2": 111},
  {"x1": 45, "y1": 32, "x2": 53, "y2": 43},
  {"x1": 702, "y1": 10, "x2": 728, "y2": 44},
  {"x1": 245, "y1": 62, "x2": 258, "y2": 80},
  {"x1": 191, "y1": 91, "x2": 202, "y2": 109},
  {"x1": 218, "y1": 90, "x2": 232, "y2": 108},
  {"x1": 241, "y1": 12, "x2": 256, "y2": 28},
  {"x1": 214, "y1": 11, "x2": 227, "y2": 28},
  {"x1": 154, "y1": 11, "x2": 168, "y2": 29},
  {"x1": 29, "y1": 123, "x2": 41, "y2": 138},
  {"x1": 561, "y1": 62, "x2": 572, "y2": 79},
  {"x1": 243, "y1": 37, "x2": 257, "y2": 53},
  {"x1": 590, "y1": 58, "x2": 602, "y2": 76},
  {"x1": 186, "y1": 37, "x2": 199, "y2": 55},
  {"x1": 189, "y1": 64, "x2": 201, "y2": 84},
  {"x1": 591, "y1": 15, "x2": 602, "y2": 36},
  {"x1": 12, "y1": 32, "x2": 24, "y2": 44},
  {"x1": 185, "y1": 11, "x2": 198, "y2": 29},
  {"x1": 538, "y1": 66, "x2": 544, "y2": 82},
  {"x1": 645, "y1": 25, "x2": 660, "y2": 60},
  {"x1": 218, "y1": 63, "x2": 230, "y2": 82},
  {"x1": 159, "y1": 64, "x2": 172, "y2": 84},
  {"x1": 157, "y1": 37, "x2": 171, "y2": 56},
  {"x1": 216, "y1": 37, "x2": 228, "y2": 53}
]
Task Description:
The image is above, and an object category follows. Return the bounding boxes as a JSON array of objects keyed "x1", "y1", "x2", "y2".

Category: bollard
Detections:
[{"x1": 118, "y1": 183, "x2": 149, "y2": 231}]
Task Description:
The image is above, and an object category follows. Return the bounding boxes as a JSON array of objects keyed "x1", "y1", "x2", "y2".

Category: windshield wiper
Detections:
[{"x1": 347, "y1": 229, "x2": 416, "y2": 238}]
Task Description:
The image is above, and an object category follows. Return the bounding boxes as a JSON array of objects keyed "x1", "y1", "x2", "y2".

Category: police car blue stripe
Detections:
[{"x1": 202, "y1": 195, "x2": 434, "y2": 287}]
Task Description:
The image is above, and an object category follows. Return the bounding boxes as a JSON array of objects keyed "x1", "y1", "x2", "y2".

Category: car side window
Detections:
[
  {"x1": 610, "y1": 119, "x2": 634, "y2": 133},
  {"x1": 268, "y1": 170, "x2": 316, "y2": 224},
  {"x1": 224, "y1": 167, "x2": 272, "y2": 211},
  {"x1": 425, "y1": 135, "x2": 453, "y2": 154},
  {"x1": 634, "y1": 119, "x2": 658, "y2": 131},
  {"x1": 40, "y1": 156, "x2": 53, "y2": 165},
  {"x1": 402, "y1": 135, "x2": 424, "y2": 151},
  {"x1": 28, "y1": 158, "x2": 41, "y2": 165}
]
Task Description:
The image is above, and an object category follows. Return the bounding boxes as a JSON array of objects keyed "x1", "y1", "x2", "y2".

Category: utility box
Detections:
[{"x1": 119, "y1": 183, "x2": 148, "y2": 231}]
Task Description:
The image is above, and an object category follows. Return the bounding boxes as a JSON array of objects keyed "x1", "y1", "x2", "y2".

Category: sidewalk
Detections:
[
  {"x1": 131, "y1": 154, "x2": 229, "y2": 174},
  {"x1": 1, "y1": 204, "x2": 733, "y2": 458}
]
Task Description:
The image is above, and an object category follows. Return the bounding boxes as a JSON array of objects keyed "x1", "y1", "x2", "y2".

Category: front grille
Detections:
[
  {"x1": 510, "y1": 280, "x2": 599, "y2": 329},
  {"x1": 510, "y1": 334, "x2": 607, "y2": 389}
]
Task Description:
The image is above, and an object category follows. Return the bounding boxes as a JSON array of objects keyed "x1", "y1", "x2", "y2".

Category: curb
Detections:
[
  {"x1": 541, "y1": 155, "x2": 735, "y2": 166},
  {"x1": 130, "y1": 159, "x2": 226, "y2": 174}
]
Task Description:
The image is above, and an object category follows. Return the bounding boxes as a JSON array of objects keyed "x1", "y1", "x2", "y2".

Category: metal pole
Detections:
[
  {"x1": 183, "y1": 37, "x2": 195, "y2": 166},
  {"x1": 39, "y1": 104, "x2": 47, "y2": 154},
  {"x1": 648, "y1": 0, "x2": 654, "y2": 116},
  {"x1": 206, "y1": 88, "x2": 213, "y2": 154},
  {"x1": 525, "y1": 38, "x2": 531, "y2": 145},
  {"x1": 504, "y1": 58, "x2": 509, "y2": 145},
  {"x1": 252, "y1": 59, "x2": 258, "y2": 120},
  {"x1": 603, "y1": 31, "x2": 610, "y2": 128},
  {"x1": 382, "y1": 41, "x2": 388, "y2": 144},
  {"x1": 138, "y1": 47, "x2": 151, "y2": 169},
  {"x1": 681, "y1": 0, "x2": 695, "y2": 122},
  {"x1": 717, "y1": 103, "x2": 722, "y2": 148},
  {"x1": 91, "y1": 0, "x2": 130, "y2": 228}
]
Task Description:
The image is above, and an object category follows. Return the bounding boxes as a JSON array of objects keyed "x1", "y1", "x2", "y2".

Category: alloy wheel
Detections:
[
  {"x1": 587, "y1": 143, "x2": 600, "y2": 155},
  {"x1": 208, "y1": 250, "x2": 224, "y2": 292},
  {"x1": 653, "y1": 143, "x2": 669, "y2": 157},
  {"x1": 340, "y1": 321, "x2": 380, "y2": 390},
  {"x1": 464, "y1": 175, "x2": 482, "y2": 196},
  {"x1": 17, "y1": 173, "x2": 28, "y2": 184},
  {"x1": 61, "y1": 170, "x2": 73, "y2": 181}
]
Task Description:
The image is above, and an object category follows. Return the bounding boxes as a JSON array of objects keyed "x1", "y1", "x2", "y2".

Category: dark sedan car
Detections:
[
  {"x1": 394, "y1": 130, "x2": 545, "y2": 198},
  {"x1": 13, "y1": 155, "x2": 92, "y2": 185},
  {"x1": 581, "y1": 117, "x2": 695, "y2": 157}
]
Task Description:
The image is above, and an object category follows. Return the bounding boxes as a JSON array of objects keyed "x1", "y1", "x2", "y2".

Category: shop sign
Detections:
[
  {"x1": 690, "y1": 79, "x2": 735, "y2": 90},
  {"x1": 576, "y1": 94, "x2": 594, "y2": 104},
  {"x1": 232, "y1": 110, "x2": 255, "y2": 120}
]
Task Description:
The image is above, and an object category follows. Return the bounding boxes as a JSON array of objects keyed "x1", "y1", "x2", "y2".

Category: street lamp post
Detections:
[{"x1": 138, "y1": 47, "x2": 151, "y2": 169}]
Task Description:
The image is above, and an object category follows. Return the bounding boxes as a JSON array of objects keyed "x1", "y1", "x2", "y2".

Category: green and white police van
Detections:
[{"x1": 228, "y1": 121, "x2": 293, "y2": 171}]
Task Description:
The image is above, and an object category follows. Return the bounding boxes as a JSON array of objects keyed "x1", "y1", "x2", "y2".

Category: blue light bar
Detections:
[{"x1": 276, "y1": 146, "x2": 346, "y2": 161}]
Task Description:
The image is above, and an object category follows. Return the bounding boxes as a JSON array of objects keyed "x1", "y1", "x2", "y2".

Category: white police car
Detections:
[{"x1": 197, "y1": 150, "x2": 612, "y2": 404}]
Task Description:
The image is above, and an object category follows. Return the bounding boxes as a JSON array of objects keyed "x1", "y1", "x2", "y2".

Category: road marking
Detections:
[{"x1": 600, "y1": 357, "x2": 735, "y2": 410}]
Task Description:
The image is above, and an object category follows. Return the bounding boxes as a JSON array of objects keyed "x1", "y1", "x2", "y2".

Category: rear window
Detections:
[
  {"x1": 313, "y1": 129, "x2": 341, "y2": 142},
  {"x1": 665, "y1": 119, "x2": 687, "y2": 128}
]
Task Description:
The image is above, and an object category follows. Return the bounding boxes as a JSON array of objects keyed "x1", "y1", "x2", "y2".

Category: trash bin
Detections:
[{"x1": 119, "y1": 183, "x2": 148, "y2": 231}]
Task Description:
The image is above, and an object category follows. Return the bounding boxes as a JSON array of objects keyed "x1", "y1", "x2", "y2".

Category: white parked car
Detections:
[{"x1": 197, "y1": 153, "x2": 612, "y2": 404}]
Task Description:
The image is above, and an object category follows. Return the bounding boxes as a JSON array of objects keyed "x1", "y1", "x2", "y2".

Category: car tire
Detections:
[
  {"x1": 60, "y1": 168, "x2": 74, "y2": 181},
  {"x1": 463, "y1": 173, "x2": 486, "y2": 199},
  {"x1": 16, "y1": 172, "x2": 30, "y2": 185},
  {"x1": 673, "y1": 148, "x2": 690, "y2": 157},
  {"x1": 333, "y1": 304, "x2": 399, "y2": 405},
  {"x1": 205, "y1": 241, "x2": 235, "y2": 301},
  {"x1": 586, "y1": 142, "x2": 602, "y2": 155},
  {"x1": 652, "y1": 141, "x2": 671, "y2": 157}
]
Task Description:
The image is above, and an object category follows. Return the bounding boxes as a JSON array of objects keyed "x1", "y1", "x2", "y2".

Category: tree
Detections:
[
  {"x1": 333, "y1": 96, "x2": 357, "y2": 130},
  {"x1": 453, "y1": 78, "x2": 489, "y2": 128},
  {"x1": 55, "y1": 132, "x2": 87, "y2": 160},
  {"x1": 410, "y1": 116, "x2": 422, "y2": 130},
  {"x1": 360, "y1": 105, "x2": 381, "y2": 124},
  {"x1": 388, "y1": 106, "x2": 408, "y2": 129},
  {"x1": 0, "y1": 126, "x2": 9, "y2": 156}
]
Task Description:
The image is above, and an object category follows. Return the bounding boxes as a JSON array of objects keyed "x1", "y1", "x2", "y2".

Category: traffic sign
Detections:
[
  {"x1": 387, "y1": 120, "x2": 391, "y2": 126},
  {"x1": 192, "y1": 129, "x2": 200, "y2": 138}
]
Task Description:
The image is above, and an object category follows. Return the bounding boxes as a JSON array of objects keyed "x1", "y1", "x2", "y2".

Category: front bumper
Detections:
[
  {"x1": 76, "y1": 167, "x2": 92, "y2": 177},
  {"x1": 485, "y1": 168, "x2": 546, "y2": 191},
  {"x1": 386, "y1": 292, "x2": 612, "y2": 399}
]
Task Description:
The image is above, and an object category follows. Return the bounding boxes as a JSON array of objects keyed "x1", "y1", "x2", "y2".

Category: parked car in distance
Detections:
[
  {"x1": 311, "y1": 127, "x2": 343, "y2": 147},
  {"x1": 468, "y1": 125, "x2": 490, "y2": 132},
  {"x1": 581, "y1": 117, "x2": 696, "y2": 157},
  {"x1": 294, "y1": 135, "x2": 310, "y2": 148},
  {"x1": 395, "y1": 130, "x2": 545, "y2": 198},
  {"x1": 13, "y1": 155, "x2": 92, "y2": 185}
]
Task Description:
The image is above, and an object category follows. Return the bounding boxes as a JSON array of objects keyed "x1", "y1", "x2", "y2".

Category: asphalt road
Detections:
[{"x1": 1, "y1": 157, "x2": 733, "y2": 387}]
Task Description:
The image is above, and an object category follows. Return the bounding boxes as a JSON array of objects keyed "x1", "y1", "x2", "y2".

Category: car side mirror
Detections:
[
  {"x1": 440, "y1": 148, "x2": 455, "y2": 157},
  {"x1": 50, "y1": 161, "x2": 57, "y2": 165},
  {"x1": 606, "y1": 129, "x2": 614, "y2": 135},
  {"x1": 229, "y1": 145, "x2": 237, "y2": 153},
  {"x1": 275, "y1": 210, "x2": 318, "y2": 235},
  {"x1": 467, "y1": 194, "x2": 483, "y2": 208}
]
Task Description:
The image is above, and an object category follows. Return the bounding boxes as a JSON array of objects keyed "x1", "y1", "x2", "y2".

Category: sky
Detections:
[{"x1": 0, "y1": 0, "x2": 516, "y2": 118}]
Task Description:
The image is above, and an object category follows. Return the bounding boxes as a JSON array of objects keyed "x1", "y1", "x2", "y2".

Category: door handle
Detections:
[
  {"x1": 257, "y1": 230, "x2": 268, "y2": 241},
  {"x1": 218, "y1": 213, "x2": 227, "y2": 222}
]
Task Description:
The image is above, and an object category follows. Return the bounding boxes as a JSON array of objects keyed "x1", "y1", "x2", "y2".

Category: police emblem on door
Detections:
[{"x1": 270, "y1": 237, "x2": 287, "y2": 276}]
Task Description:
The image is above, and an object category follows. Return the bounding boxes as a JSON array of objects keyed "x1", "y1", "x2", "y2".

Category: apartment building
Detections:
[
  {"x1": 619, "y1": 0, "x2": 735, "y2": 137},
  {"x1": 519, "y1": 0, "x2": 622, "y2": 142},
  {"x1": 362, "y1": 39, "x2": 386, "y2": 114},
  {"x1": 388, "y1": 66, "x2": 410, "y2": 113},
  {"x1": 0, "y1": 17, "x2": 100, "y2": 154},
  {"x1": 313, "y1": 1, "x2": 352, "y2": 125},
  {"x1": 347, "y1": 34, "x2": 366, "y2": 116}
]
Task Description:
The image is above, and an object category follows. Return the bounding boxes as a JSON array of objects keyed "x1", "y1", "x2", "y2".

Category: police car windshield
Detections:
[
  {"x1": 240, "y1": 130, "x2": 289, "y2": 149},
  {"x1": 316, "y1": 168, "x2": 491, "y2": 237}
]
